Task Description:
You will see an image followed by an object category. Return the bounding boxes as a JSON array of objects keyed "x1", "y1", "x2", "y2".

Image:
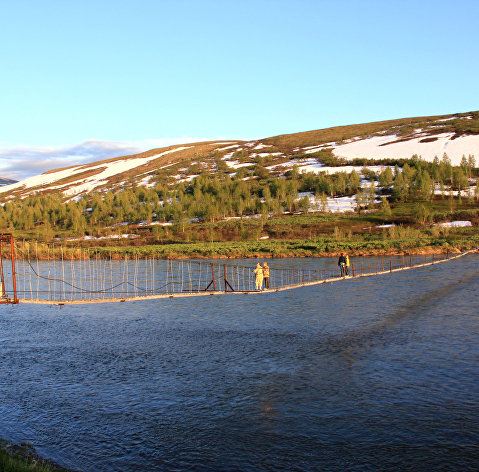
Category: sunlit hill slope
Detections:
[{"x1": 1, "y1": 111, "x2": 478, "y2": 200}]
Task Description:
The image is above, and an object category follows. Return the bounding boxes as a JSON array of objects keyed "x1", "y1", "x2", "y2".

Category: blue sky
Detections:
[{"x1": 1, "y1": 0, "x2": 478, "y2": 180}]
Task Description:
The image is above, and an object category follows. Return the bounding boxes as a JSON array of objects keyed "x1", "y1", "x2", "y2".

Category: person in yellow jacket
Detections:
[
  {"x1": 253, "y1": 263, "x2": 264, "y2": 290},
  {"x1": 262, "y1": 262, "x2": 270, "y2": 289},
  {"x1": 345, "y1": 254, "x2": 350, "y2": 276}
]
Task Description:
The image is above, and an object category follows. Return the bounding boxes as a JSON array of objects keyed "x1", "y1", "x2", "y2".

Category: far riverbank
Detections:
[{"x1": 11, "y1": 233, "x2": 479, "y2": 260}]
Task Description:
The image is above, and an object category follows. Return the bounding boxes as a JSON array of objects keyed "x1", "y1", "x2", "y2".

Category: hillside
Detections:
[
  {"x1": 1, "y1": 111, "x2": 478, "y2": 200},
  {"x1": 0, "y1": 110, "x2": 478, "y2": 255}
]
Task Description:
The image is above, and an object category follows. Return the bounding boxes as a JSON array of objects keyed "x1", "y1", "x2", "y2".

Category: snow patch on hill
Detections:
[
  {"x1": 267, "y1": 158, "x2": 386, "y2": 175},
  {"x1": 332, "y1": 133, "x2": 479, "y2": 165},
  {"x1": 1, "y1": 147, "x2": 190, "y2": 197},
  {"x1": 1, "y1": 166, "x2": 85, "y2": 193},
  {"x1": 215, "y1": 144, "x2": 240, "y2": 151}
]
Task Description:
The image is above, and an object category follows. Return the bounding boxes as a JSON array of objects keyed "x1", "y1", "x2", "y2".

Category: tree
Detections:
[
  {"x1": 215, "y1": 158, "x2": 229, "y2": 173},
  {"x1": 414, "y1": 169, "x2": 434, "y2": 201},
  {"x1": 347, "y1": 170, "x2": 361, "y2": 194},
  {"x1": 402, "y1": 163, "x2": 415, "y2": 185},
  {"x1": 468, "y1": 154, "x2": 476, "y2": 170},
  {"x1": 286, "y1": 180, "x2": 298, "y2": 200},
  {"x1": 298, "y1": 195, "x2": 310, "y2": 213},
  {"x1": 355, "y1": 189, "x2": 367, "y2": 214},
  {"x1": 460, "y1": 155, "x2": 469, "y2": 176},
  {"x1": 440, "y1": 153, "x2": 453, "y2": 185},
  {"x1": 319, "y1": 193, "x2": 329, "y2": 212},
  {"x1": 69, "y1": 208, "x2": 86, "y2": 234},
  {"x1": 40, "y1": 221, "x2": 54, "y2": 241},
  {"x1": 361, "y1": 166, "x2": 376, "y2": 181},
  {"x1": 381, "y1": 197, "x2": 392, "y2": 217},
  {"x1": 393, "y1": 172, "x2": 408, "y2": 202},
  {"x1": 452, "y1": 167, "x2": 468, "y2": 193},
  {"x1": 334, "y1": 172, "x2": 347, "y2": 196},
  {"x1": 253, "y1": 165, "x2": 269, "y2": 179},
  {"x1": 285, "y1": 194, "x2": 295, "y2": 213},
  {"x1": 367, "y1": 182, "x2": 376, "y2": 208},
  {"x1": 414, "y1": 204, "x2": 430, "y2": 224},
  {"x1": 379, "y1": 167, "x2": 393, "y2": 188},
  {"x1": 152, "y1": 224, "x2": 163, "y2": 242},
  {"x1": 204, "y1": 200, "x2": 220, "y2": 223},
  {"x1": 431, "y1": 156, "x2": 441, "y2": 185},
  {"x1": 232, "y1": 197, "x2": 245, "y2": 218}
]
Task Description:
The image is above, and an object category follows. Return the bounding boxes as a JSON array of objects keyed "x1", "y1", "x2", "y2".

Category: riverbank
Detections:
[
  {"x1": 11, "y1": 232, "x2": 479, "y2": 260},
  {"x1": 0, "y1": 439, "x2": 74, "y2": 472}
]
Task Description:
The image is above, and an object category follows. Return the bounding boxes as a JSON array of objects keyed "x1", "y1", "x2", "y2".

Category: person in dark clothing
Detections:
[{"x1": 338, "y1": 253, "x2": 347, "y2": 277}]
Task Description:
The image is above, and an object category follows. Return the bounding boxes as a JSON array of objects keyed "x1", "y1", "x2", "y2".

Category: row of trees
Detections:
[
  {"x1": 381, "y1": 154, "x2": 476, "y2": 202},
  {"x1": 0, "y1": 154, "x2": 476, "y2": 238},
  {"x1": 0, "y1": 168, "x2": 363, "y2": 235}
]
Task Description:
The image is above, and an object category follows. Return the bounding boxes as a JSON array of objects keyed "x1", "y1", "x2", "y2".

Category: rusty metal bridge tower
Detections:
[{"x1": 0, "y1": 233, "x2": 19, "y2": 304}]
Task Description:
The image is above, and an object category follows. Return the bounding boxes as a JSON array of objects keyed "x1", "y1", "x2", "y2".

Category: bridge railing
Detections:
[{"x1": 5, "y1": 246, "x2": 463, "y2": 304}]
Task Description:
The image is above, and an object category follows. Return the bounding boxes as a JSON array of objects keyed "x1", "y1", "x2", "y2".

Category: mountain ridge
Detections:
[
  {"x1": 0, "y1": 177, "x2": 17, "y2": 186},
  {"x1": 1, "y1": 111, "x2": 478, "y2": 200}
]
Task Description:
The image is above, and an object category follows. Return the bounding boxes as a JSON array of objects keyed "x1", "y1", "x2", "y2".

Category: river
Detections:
[{"x1": 0, "y1": 255, "x2": 478, "y2": 471}]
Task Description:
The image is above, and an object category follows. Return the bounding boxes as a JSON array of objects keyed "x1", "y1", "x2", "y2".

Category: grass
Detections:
[
  {"x1": 0, "y1": 441, "x2": 69, "y2": 472},
  {"x1": 0, "y1": 451, "x2": 57, "y2": 472},
  {"x1": 262, "y1": 114, "x2": 457, "y2": 149},
  {"x1": 14, "y1": 230, "x2": 475, "y2": 260}
]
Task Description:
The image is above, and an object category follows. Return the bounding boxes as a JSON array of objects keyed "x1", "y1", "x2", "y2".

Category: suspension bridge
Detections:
[{"x1": 0, "y1": 234, "x2": 475, "y2": 305}]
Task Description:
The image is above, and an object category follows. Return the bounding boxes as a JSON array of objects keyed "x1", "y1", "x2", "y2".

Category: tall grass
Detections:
[{"x1": 0, "y1": 450, "x2": 63, "y2": 472}]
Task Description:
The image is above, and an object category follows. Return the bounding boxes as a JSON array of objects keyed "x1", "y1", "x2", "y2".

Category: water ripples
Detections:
[{"x1": 0, "y1": 255, "x2": 478, "y2": 471}]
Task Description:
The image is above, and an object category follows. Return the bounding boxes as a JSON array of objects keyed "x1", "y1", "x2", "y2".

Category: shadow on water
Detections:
[{"x1": 321, "y1": 269, "x2": 479, "y2": 358}]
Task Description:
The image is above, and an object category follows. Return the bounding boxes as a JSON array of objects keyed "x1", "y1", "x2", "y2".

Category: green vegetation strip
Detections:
[
  {"x1": 13, "y1": 230, "x2": 478, "y2": 260},
  {"x1": 91, "y1": 234, "x2": 478, "y2": 259}
]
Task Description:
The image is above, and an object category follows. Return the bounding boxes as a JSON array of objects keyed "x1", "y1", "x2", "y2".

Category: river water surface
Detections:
[{"x1": 1, "y1": 255, "x2": 478, "y2": 471}]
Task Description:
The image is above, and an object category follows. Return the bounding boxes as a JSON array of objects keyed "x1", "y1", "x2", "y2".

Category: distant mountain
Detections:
[
  {"x1": 0, "y1": 177, "x2": 17, "y2": 186},
  {"x1": 1, "y1": 111, "x2": 478, "y2": 200}
]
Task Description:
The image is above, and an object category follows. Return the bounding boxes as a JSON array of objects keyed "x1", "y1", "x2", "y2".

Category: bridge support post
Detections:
[
  {"x1": 223, "y1": 264, "x2": 234, "y2": 292},
  {"x1": 0, "y1": 233, "x2": 19, "y2": 304},
  {"x1": 204, "y1": 264, "x2": 217, "y2": 291}
]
